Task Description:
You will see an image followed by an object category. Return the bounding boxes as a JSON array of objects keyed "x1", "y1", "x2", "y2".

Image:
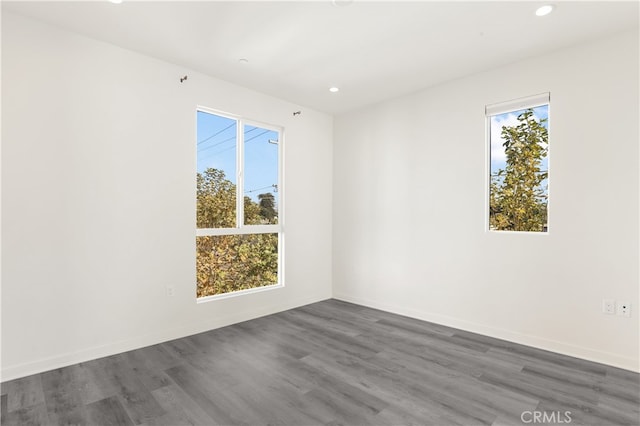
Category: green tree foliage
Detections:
[
  {"x1": 196, "y1": 168, "x2": 236, "y2": 228},
  {"x1": 490, "y1": 109, "x2": 548, "y2": 232},
  {"x1": 196, "y1": 168, "x2": 278, "y2": 298},
  {"x1": 244, "y1": 196, "x2": 261, "y2": 225},
  {"x1": 258, "y1": 192, "x2": 277, "y2": 223}
]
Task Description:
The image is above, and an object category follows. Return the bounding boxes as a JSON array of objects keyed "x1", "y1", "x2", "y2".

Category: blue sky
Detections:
[
  {"x1": 490, "y1": 104, "x2": 549, "y2": 195},
  {"x1": 197, "y1": 111, "x2": 279, "y2": 205}
]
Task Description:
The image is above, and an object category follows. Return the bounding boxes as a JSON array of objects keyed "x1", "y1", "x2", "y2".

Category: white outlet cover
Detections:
[
  {"x1": 618, "y1": 302, "x2": 631, "y2": 317},
  {"x1": 602, "y1": 299, "x2": 615, "y2": 315}
]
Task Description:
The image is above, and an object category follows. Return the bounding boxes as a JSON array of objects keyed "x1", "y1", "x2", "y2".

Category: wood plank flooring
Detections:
[{"x1": 2, "y1": 299, "x2": 639, "y2": 425}]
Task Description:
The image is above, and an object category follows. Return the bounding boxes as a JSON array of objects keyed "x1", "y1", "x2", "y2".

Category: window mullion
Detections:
[{"x1": 236, "y1": 118, "x2": 244, "y2": 229}]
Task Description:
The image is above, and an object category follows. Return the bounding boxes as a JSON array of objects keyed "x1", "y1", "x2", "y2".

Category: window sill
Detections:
[{"x1": 196, "y1": 282, "x2": 284, "y2": 303}]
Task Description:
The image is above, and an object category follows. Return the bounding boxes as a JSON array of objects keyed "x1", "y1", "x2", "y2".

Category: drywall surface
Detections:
[
  {"x1": 1, "y1": 12, "x2": 332, "y2": 380},
  {"x1": 333, "y1": 30, "x2": 639, "y2": 371}
]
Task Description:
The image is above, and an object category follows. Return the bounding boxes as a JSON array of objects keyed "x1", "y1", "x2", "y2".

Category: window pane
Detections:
[
  {"x1": 489, "y1": 104, "x2": 549, "y2": 232},
  {"x1": 196, "y1": 234, "x2": 278, "y2": 298},
  {"x1": 243, "y1": 124, "x2": 279, "y2": 225},
  {"x1": 197, "y1": 111, "x2": 237, "y2": 228}
]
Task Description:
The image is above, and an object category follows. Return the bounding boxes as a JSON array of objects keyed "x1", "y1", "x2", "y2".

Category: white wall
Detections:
[
  {"x1": 333, "y1": 30, "x2": 639, "y2": 371},
  {"x1": 2, "y1": 12, "x2": 638, "y2": 381},
  {"x1": 1, "y1": 12, "x2": 333, "y2": 380}
]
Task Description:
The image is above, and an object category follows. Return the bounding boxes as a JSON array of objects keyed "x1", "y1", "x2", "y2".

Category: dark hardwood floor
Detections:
[{"x1": 2, "y1": 299, "x2": 639, "y2": 425}]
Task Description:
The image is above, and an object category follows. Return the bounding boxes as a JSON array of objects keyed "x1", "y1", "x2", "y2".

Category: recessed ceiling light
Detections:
[
  {"x1": 109, "y1": 0, "x2": 123, "y2": 4},
  {"x1": 535, "y1": 5, "x2": 554, "y2": 16},
  {"x1": 331, "y1": 0, "x2": 354, "y2": 7},
  {"x1": 329, "y1": 87, "x2": 340, "y2": 93}
]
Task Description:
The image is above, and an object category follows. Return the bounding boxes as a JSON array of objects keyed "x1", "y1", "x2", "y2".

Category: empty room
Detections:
[{"x1": 1, "y1": 1, "x2": 639, "y2": 425}]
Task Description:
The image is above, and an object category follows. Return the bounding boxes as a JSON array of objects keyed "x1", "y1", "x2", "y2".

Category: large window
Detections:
[
  {"x1": 196, "y1": 108, "x2": 282, "y2": 299},
  {"x1": 487, "y1": 93, "x2": 549, "y2": 233}
]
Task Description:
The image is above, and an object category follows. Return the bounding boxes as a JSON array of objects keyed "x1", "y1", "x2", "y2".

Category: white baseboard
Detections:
[
  {"x1": 1, "y1": 293, "x2": 330, "y2": 382},
  {"x1": 334, "y1": 293, "x2": 640, "y2": 373},
  {"x1": 4, "y1": 291, "x2": 636, "y2": 381}
]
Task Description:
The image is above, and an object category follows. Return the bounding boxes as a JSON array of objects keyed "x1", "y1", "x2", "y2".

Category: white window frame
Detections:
[
  {"x1": 485, "y1": 93, "x2": 550, "y2": 234},
  {"x1": 196, "y1": 106, "x2": 284, "y2": 302}
]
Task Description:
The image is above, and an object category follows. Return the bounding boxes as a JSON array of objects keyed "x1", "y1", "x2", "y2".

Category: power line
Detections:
[
  {"x1": 197, "y1": 126, "x2": 263, "y2": 153},
  {"x1": 198, "y1": 129, "x2": 274, "y2": 160},
  {"x1": 201, "y1": 144, "x2": 236, "y2": 159},
  {"x1": 197, "y1": 123, "x2": 235, "y2": 146},
  {"x1": 245, "y1": 184, "x2": 277, "y2": 194},
  {"x1": 198, "y1": 135, "x2": 236, "y2": 154},
  {"x1": 244, "y1": 129, "x2": 271, "y2": 144}
]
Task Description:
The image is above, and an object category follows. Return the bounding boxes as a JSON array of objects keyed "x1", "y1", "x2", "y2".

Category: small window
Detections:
[
  {"x1": 196, "y1": 108, "x2": 282, "y2": 299},
  {"x1": 487, "y1": 94, "x2": 549, "y2": 233}
]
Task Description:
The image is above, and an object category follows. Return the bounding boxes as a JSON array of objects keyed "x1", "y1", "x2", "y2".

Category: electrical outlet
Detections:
[
  {"x1": 166, "y1": 286, "x2": 175, "y2": 297},
  {"x1": 602, "y1": 299, "x2": 615, "y2": 315},
  {"x1": 618, "y1": 302, "x2": 631, "y2": 317}
]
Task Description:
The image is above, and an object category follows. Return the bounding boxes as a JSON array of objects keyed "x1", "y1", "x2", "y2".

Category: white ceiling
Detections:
[{"x1": 3, "y1": 1, "x2": 639, "y2": 114}]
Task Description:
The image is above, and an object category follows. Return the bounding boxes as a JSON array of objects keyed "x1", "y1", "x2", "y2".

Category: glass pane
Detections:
[
  {"x1": 196, "y1": 111, "x2": 237, "y2": 228},
  {"x1": 489, "y1": 104, "x2": 549, "y2": 232},
  {"x1": 196, "y1": 234, "x2": 278, "y2": 298},
  {"x1": 243, "y1": 124, "x2": 279, "y2": 225}
]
